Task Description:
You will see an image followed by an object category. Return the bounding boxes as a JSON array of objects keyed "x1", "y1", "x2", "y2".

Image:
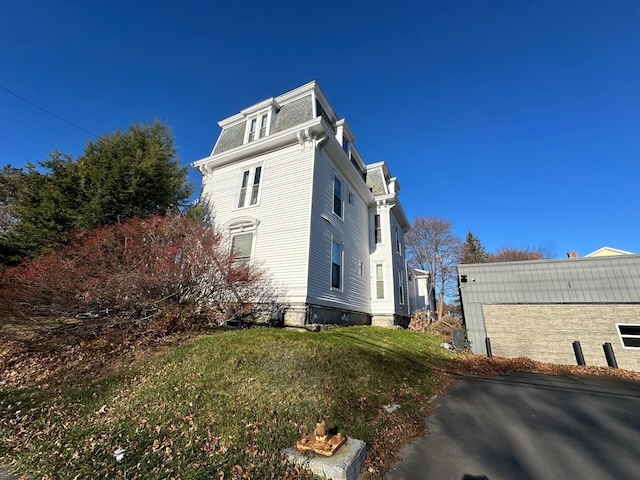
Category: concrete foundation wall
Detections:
[
  {"x1": 372, "y1": 314, "x2": 410, "y2": 328},
  {"x1": 482, "y1": 304, "x2": 640, "y2": 372},
  {"x1": 284, "y1": 304, "x2": 371, "y2": 327},
  {"x1": 284, "y1": 307, "x2": 306, "y2": 327}
]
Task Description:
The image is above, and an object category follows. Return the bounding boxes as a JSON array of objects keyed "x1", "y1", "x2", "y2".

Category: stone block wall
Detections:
[{"x1": 482, "y1": 304, "x2": 640, "y2": 372}]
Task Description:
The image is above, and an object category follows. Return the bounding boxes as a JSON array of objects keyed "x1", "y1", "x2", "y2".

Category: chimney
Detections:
[{"x1": 567, "y1": 251, "x2": 578, "y2": 258}]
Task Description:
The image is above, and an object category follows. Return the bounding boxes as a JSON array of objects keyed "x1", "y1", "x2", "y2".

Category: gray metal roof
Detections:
[
  {"x1": 458, "y1": 254, "x2": 640, "y2": 304},
  {"x1": 458, "y1": 255, "x2": 640, "y2": 355}
]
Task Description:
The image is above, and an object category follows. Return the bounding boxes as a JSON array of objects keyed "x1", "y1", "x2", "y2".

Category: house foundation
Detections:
[
  {"x1": 284, "y1": 304, "x2": 371, "y2": 327},
  {"x1": 371, "y1": 314, "x2": 410, "y2": 328}
]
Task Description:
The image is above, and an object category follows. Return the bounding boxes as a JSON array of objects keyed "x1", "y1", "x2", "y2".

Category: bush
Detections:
[
  {"x1": 0, "y1": 215, "x2": 279, "y2": 326},
  {"x1": 429, "y1": 315, "x2": 462, "y2": 338},
  {"x1": 409, "y1": 310, "x2": 462, "y2": 340}
]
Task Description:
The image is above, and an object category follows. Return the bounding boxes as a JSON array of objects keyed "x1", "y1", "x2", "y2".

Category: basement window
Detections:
[{"x1": 616, "y1": 324, "x2": 640, "y2": 349}]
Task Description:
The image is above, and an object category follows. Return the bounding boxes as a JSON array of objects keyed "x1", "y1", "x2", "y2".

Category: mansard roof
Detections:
[{"x1": 212, "y1": 81, "x2": 338, "y2": 155}]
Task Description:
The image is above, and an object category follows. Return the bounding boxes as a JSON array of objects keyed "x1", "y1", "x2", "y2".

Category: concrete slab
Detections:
[{"x1": 283, "y1": 438, "x2": 367, "y2": 480}]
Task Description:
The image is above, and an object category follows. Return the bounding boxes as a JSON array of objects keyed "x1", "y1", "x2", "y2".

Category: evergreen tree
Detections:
[
  {"x1": 1, "y1": 121, "x2": 193, "y2": 262},
  {"x1": 460, "y1": 231, "x2": 488, "y2": 264},
  {"x1": 77, "y1": 121, "x2": 192, "y2": 228}
]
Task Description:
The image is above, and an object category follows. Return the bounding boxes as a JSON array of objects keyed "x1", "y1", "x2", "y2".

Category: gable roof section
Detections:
[{"x1": 585, "y1": 246, "x2": 634, "y2": 257}]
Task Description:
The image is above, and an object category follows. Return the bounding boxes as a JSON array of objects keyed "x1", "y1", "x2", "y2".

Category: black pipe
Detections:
[
  {"x1": 485, "y1": 338, "x2": 493, "y2": 358},
  {"x1": 573, "y1": 341, "x2": 586, "y2": 366},
  {"x1": 603, "y1": 342, "x2": 618, "y2": 368}
]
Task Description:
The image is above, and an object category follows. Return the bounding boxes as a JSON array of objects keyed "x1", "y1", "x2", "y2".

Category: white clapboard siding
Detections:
[
  {"x1": 389, "y1": 211, "x2": 409, "y2": 316},
  {"x1": 306, "y1": 149, "x2": 371, "y2": 313},
  {"x1": 200, "y1": 144, "x2": 315, "y2": 304},
  {"x1": 369, "y1": 206, "x2": 397, "y2": 315}
]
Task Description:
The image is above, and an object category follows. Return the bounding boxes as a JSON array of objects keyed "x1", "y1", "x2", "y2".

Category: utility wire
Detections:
[{"x1": 0, "y1": 84, "x2": 98, "y2": 138}]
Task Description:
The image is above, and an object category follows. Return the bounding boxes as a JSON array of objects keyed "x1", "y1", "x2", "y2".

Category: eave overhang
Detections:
[
  {"x1": 374, "y1": 193, "x2": 410, "y2": 231},
  {"x1": 193, "y1": 117, "x2": 325, "y2": 171}
]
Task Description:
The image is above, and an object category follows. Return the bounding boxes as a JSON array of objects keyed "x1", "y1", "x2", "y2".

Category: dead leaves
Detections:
[{"x1": 445, "y1": 354, "x2": 640, "y2": 381}]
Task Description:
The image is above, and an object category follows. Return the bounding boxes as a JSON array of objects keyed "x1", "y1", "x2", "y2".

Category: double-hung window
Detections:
[
  {"x1": 333, "y1": 176, "x2": 343, "y2": 218},
  {"x1": 342, "y1": 138, "x2": 350, "y2": 155},
  {"x1": 246, "y1": 112, "x2": 270, "y2": 143},
  {"x1": 247, "y1": 118, "x2": 257, "y2": 142},
  {"x1": 232, "y1": 233, "x2": 254, "y2": 264},
  {"x1": 398, "y1": 270, "x2": 405, "y2": 305},
  {"x1": 331, "y1": 239, "x2": 343, "y2": 290},
  {"x1": 237, "y1": 165, "x2": 263, "y2": 208},
  {"x1": 259, "y1": 113, "x2": 268, "y2": 138},
  {"x1": 376, "y1": 264, "x2": 384, "y2": 299},
  {"x1": 395, "y1": 226, "x2": 402, "y2": 254},
  {"x1": 374, "y1": 214, "x2": 382, "y2": 244}
]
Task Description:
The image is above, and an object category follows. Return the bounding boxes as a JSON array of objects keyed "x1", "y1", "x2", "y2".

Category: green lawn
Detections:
[{"x1": 0, "y1": 326, "x2": 453, "y2": 479}]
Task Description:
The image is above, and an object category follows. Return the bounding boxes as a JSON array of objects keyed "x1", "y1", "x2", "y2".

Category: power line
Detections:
[{"x1": 0, "y1": 84, "x2": 98, "y2": 138}]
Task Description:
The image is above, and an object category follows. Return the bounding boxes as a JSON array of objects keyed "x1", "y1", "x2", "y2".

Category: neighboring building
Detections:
[
  {"x1": 408, "y1": 268, "x2": 436, "y2": 314},
  {"x1": 585, "y1": 246, "x2": 634, "y2": 257},
  {"x1": 193, "y1": 81, "x2": 417, "y2": 327},
  {"x1": 458, "y1": 255, "x2": 640, "y2": 372}
]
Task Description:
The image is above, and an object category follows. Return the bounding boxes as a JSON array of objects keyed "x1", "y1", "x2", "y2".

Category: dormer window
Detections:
[
  {"x1": 259, "y1": 114, "x2": 268, "y2": 138},
  {"x1": 248, "y1": 118, "x2": 257, "y2": 142},
  {"x1": 342, "y1": 137, "x2": 350, "y2": 155},
  {"x1": 245, "y1": 111, "x2": 271, "y2": 143}
]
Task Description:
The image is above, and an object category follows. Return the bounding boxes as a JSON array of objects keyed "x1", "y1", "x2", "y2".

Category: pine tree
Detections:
[
  {"x1": 2, "y1": 121, "x2": 193, "y2": 262},
  {"x1": 460, "y1": 231, "x2": 488, "y2": 264}
]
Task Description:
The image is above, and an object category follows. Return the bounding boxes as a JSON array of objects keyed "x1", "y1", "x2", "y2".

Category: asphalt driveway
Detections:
[{"x1": 385, "y1": 373, "x2": 640, "y2": 480}]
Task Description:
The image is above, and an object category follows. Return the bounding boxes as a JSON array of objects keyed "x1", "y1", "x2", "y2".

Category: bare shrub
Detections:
[
  {"x1": 408, "y1": 308, "x2": 432, "y2": 332},
  {"x1": 0, "y1": 215, "x2": 280, "y2": 326},
  {"x1": 429, "y1": 315, "x2": 462, "y2": 338},
  {"x1": 409, "y1": 310, "x2": 462, "y2": 341}
]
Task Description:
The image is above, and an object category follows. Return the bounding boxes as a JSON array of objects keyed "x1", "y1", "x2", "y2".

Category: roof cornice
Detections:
[
  {"x1": 275, "y1": 80, "x2": 317, "y2": 104},
  {"x1": 193, "y1": 117, "x2": 325, "y2": 170},
  {"x1": 335, "y1": 119, "x2": 356, "y2": 142},
  {"x1": 217, "y1": 81, "x2": 322, "y2": 128}
]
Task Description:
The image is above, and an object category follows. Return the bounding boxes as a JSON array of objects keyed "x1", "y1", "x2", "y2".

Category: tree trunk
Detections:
[{"x1": 437, "y1": 278, "x2": 446, "y2": 320}]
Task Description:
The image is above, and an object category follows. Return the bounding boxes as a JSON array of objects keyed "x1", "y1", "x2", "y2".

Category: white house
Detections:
[
  {"x1": 408, "y1": 268, "x2": 436, "y2": 314},
  {"x1": 193, "y1": 81, "x2": 420, "y2": 327}
]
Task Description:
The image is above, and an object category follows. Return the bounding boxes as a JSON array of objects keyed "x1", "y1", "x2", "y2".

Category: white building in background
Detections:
[{"x1": 193, "y1": 81, "x2": 427, "y2": 327}]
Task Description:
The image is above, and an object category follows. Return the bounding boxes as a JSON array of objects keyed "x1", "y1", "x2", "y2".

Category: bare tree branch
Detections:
[{"x1": 405, "y1": 216, "x2": 462, "y2": 320}]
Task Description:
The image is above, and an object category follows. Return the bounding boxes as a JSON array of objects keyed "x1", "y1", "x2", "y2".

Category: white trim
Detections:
[
  {"x1": 374, "y1": 262, "x2": 385, "y2": 300},
  {"x1": 231, "y1": 231, "x2": 256, "y2": 264},
  {"x1": 616, "y1": 323, "x2": 640, "y2": 350},
  {"x1": 193, "y1": 117, "x2": 324, "y2": 169},
  {"x1": 585, "y1": 247, "x2": 634, "y2": 257},
  {"x1": 244, "y1": 108, "x2": 273, "y2": 144},
  {"x1": 234, "y1": 162, "x2": 264, "y2": 210},
  {"x1": 225, "y1": 216, "x2": 260, "y2": 233},
  {"x1": 371, "y1": 211, "x2": 384, "y2": 247}
]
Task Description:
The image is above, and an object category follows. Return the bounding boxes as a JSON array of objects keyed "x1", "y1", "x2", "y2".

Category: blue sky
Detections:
[{"x1": 2, "y1": 1, "x2": 639, "y2": 258}]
